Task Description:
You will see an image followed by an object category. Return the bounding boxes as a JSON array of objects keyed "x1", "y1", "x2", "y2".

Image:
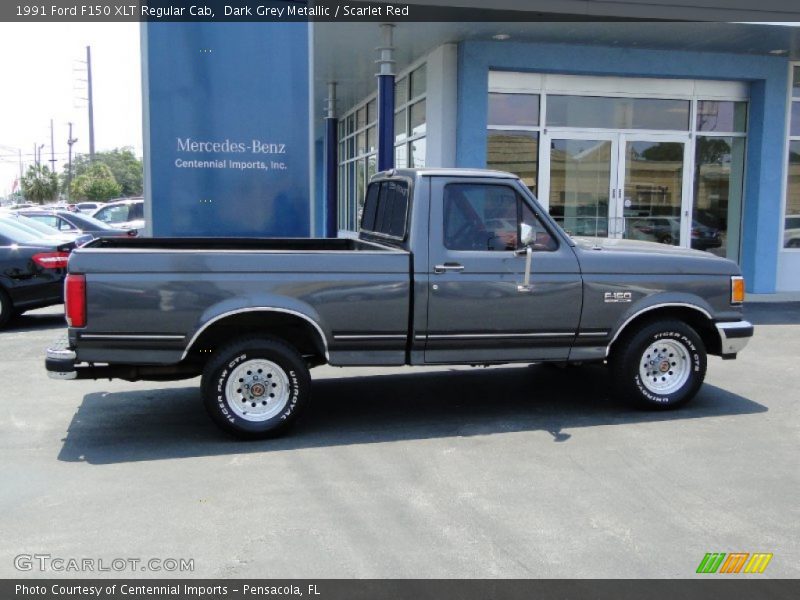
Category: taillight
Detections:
[
  {"x1": 32, "y1": 251, "x2": 70, "y2": 269},
  {"x1": 65, "y1": 274, "x2": 86, "y2": 327}
]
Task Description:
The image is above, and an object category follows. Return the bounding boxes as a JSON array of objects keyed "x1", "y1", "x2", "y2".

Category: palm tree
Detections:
[{"x1": 20, "y1": 164, "x2": 59, "y2": 204}]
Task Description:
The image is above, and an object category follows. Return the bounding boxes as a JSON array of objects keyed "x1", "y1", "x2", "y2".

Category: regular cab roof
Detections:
[{"x1": 374, "y1": 168, "x2": 518, "y2": 180}]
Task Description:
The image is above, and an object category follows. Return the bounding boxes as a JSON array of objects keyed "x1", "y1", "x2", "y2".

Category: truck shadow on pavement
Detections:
[{"x1": 57, "y1": 364, "x2": 767, "y2": 465}]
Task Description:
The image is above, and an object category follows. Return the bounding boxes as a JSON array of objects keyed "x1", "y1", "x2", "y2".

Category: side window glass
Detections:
[
  {"x1": 130, "y1": 203, "x2": 143, "y2": 220},
  {"x1": 58, "y1": 218, "x2": 76, "y2": 231},
  {"x1": 32, "y1": 215, "x2": 58, "y2": 228},
  {"x1": 443, "y1": 183, "x2": 519, "y2": 251}
]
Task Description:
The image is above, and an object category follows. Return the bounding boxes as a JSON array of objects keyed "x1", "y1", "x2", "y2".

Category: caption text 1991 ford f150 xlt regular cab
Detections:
[{"x1": 46, "y1": 168, "x2": 753, "y2": 438}]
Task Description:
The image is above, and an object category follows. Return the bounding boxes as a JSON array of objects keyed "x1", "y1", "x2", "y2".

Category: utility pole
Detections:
[
  {"x1": 86, "y1": 45, "x2": 95, "y2": 161},
  {"x1": 49, "y1": 118, "x2": 57, "y2": 173},
  {"x1": 67, "y1": 122, "x2": 78, "y2": 202}
]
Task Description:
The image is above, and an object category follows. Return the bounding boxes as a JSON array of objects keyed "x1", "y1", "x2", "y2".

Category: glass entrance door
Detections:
[
  {"x1": 544, "y1": 134, "x2": 617, "y2": 238},
  {"x1": 618, "y1": 135, "x2": 690, "y2": 247},
  {"x1": 542, "y1": 132, "x2": 691, "y2": 245}
]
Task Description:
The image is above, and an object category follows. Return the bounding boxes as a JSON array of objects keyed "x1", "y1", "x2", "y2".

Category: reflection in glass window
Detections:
[
  {"x1": 486, "y1": 130, "x2": 538, "y2": 193},
  {"x1": 791, "y1": 102, "x2": 800, "y2": 137},
  {"x1": 547, "y1": 95, "x2": 690, "y2": 130},
  {"x1": 367, "y1": 126, "x2": 377, "y2": 153},
  {"x1": 410, "y1": 64, "x2": 426, "y2": 99},
  {"x1": 696, "y1": 101, "x2": 747, "y2": 133},
  {"x1": 410, "y1": 138, "x2": 426, "y2": 168},
  {"x1": 693, "y1": 136, "x2": 746, "y2": 260},
  {"x1": 356, "y1": 107, "x2": 367, "y2": 130},
  {"x1": 793, "y1": 66, "x2": 800, "y2": 99},
  {"x1": 367, "y1": 99, "x2": 377, "y2": 124},
  {"x1": 394, "y1": 109, "x2": 407, "y2": 142},
  {"x1": 785, "y1": 141, "x2": 800, "y2": 248},
  {"x1": 409, "y1": 100, "x2": 426, "y2": 137},
  {"x1": 395, "y1": 144, "x2": 407, "y2": 169},
  {"x1": 395, "y1": 77, "x2": 408, "y2": 105},
  {"x1": 488, "y1": 93, "x2": 540, "y2": 127}
]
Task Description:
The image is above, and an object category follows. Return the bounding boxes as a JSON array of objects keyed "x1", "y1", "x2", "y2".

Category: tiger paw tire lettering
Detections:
[
  {"x1": 610, "y1": 319, "x2": 707, "y2": 409},
  {"x1": 201, "y1": 337, "x2": 311, "y2": 439}
]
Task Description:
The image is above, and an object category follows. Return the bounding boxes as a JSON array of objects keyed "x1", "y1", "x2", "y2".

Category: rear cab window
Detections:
[{"x1": 360, "y1": 180, "x2": 409, "y2": 241}]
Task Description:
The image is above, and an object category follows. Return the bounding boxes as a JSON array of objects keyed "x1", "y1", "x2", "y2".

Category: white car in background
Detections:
[
  {"x1": 785, "y1": 215, "x2": 800, "y2": 248},
  {"x1": 92, "y1": 198, "x2": 144, "y2": 231},
  {"x1": 75, "y1": 202, "x2": 103, "y2": 214}
]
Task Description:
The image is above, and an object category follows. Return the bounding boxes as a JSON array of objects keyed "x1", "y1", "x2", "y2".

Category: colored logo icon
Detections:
[{"x1": 696, "y1": 552, "x2": 773, "y2": 574}]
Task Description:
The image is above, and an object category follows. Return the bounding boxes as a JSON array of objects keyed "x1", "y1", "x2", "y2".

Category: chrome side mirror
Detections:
[{"x1": 520, "y1": 223, "x2": 534, "y2": 248}]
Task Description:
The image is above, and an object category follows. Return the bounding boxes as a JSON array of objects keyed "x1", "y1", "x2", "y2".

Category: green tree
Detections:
[
  {"x1": 64, "y1": 147, "x2": 143, "y2": 197},
  {"x1": 21, "y1": 164, "x2": 59, "y2": 204},
  {"x1": 70, "y1": 162, "x2": 122, "y2": 202}
]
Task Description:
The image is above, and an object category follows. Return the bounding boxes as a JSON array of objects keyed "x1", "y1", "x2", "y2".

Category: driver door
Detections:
[{"x1": 424, "y1": 177, "x2": 583, "y2": 363}]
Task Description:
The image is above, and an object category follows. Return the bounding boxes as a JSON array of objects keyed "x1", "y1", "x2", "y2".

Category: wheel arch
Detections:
[
  {"x1": 607, "y1": 302, "x2": 721, "y2": 357},
  {"x1": 183, "y1": 306, "x2": 329, "y2": 364}
]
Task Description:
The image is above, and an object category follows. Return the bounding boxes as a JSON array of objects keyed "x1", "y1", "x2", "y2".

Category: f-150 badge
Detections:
[{"x1": 604, "y1": 291, "x2": 632, "y2": 303}]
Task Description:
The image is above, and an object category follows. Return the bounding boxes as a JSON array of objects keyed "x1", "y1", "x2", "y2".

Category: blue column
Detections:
[
  {"x1": 378, "y1": 75, "x2": 395, "y2": 171},
  {"x1": 323, "y1": 116, "x2": 338, "y2": 237},
  {"x1": 376, "y1": 24, "x2": 396, "y2": 172}
]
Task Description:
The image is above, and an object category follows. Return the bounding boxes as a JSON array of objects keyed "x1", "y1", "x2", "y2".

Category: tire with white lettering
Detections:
[
  {"x1": 610, "y1": 319, "x2": 706, "y2": 409},
  {"x1": 201, "y1": 337, "x2": 310, "y2": 439}
]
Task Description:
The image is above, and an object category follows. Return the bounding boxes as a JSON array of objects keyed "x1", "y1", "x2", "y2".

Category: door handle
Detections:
[{"x1": 433, "y1": 263, "x2": 465, "y2": 274}]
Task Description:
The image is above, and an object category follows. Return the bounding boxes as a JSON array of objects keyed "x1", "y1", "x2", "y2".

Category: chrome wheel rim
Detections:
[
  {"x1": 225, "y1": 359, "x2": 290, "y2": 422},
  {"x1": 639, "y1": 339, "x2": 691, "y2": 395}
]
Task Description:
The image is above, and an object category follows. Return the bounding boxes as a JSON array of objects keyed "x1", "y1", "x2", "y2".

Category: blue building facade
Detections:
[{"x1": 143, "y1": 20, "x2": 800, "y2": 293}]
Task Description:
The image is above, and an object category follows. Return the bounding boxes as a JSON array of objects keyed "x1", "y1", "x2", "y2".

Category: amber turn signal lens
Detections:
[{"x1": 731, "y1": 276, "x2": 745, "y2": 304}]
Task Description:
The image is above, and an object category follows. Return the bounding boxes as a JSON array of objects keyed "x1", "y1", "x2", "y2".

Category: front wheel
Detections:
[
  {"x1": 201, "y1": 337, "x2": 311, "y2": 439},
  {"x1": 610, "y1": 319, "x2": 706, "y2": 409}
]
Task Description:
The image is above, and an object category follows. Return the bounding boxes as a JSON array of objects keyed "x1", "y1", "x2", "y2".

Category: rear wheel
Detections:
[
  {"x1": 0, "y1": 288, "x2": 12, "y2": 329},
  {"x1": 610, "y1": 319, "x2": 706, "y2": 409},
  {"x1": 201, "y1": 337, "x2": 311, "y2": 439}
]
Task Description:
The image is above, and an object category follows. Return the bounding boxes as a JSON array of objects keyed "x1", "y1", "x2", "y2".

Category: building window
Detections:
[
  {"x1": 486, "y1": 75, "x2": 748, "y2": 262},
  {"x1": 337, "y1": 62, "x2": 426, "y2": 231},
  {"x1": 785, "y1": 65, "x2": 800, "y2": 249}
]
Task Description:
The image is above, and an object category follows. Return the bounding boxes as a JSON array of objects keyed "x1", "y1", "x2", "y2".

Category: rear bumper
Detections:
[
  {"x1": 45, "y1": 340, "x2": 77, "y2": 380},
  {"x1": 715, "y1": 320, "x2": 754, "y2": 357}
]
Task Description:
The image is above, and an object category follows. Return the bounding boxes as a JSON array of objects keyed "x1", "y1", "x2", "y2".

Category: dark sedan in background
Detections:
[
  {"x1": 0, "y1": 221, "x2": 74, "y2": 328},
  {"x1": 18, "y1": 209, "x2": 137, "y2": 240}
]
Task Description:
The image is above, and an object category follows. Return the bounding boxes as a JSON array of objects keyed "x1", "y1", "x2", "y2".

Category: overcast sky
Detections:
[{"x1": 0, "y1": 23, "x2": 142, "y2": 195}]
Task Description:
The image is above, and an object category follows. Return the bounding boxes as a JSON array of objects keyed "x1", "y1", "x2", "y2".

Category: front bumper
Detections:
[
  {"x1": 45, "y1": 337, "x2": 77, "y2": 380},
  {"x1": 715, "y1": 320, "x2": 754, "y2": 357}
]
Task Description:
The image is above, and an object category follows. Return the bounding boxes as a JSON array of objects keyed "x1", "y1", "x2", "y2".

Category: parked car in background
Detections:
[
  {"x1": 18, "y1": 209, "x2": 137, "y2": 240},
  {"x1": 785, "y1": 215, "x2": 800, "y2": 248},
  {"x1": 0, "y1": 220, "x2": 75, "y2": 328},
  {"x1": 628, "y1": 216, "x2": 722, "y2": 251},
  {"x1": 91, "y1": 198, "x2": 144, "y2": 231},
  {"x1": 75, "y1": 202, "x2": 103, "y2": 214},
  {"x1": 0, "y1": 214, "x2": 93, "y2": 247}
]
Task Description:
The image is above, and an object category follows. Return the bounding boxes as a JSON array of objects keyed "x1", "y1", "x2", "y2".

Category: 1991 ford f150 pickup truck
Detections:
[{"x1": 46, "y1": 168, "x2": 753, "y2": 438}]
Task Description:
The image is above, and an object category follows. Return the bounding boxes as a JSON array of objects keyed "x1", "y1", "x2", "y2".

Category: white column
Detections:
[{"x1": 424, "y1": 43, "x2": 458, "y2": 168}]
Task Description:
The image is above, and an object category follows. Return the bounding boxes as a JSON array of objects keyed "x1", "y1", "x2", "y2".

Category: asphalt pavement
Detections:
[{"x1": 0, "y1": 303, "x2": 798, "y2": 578}]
